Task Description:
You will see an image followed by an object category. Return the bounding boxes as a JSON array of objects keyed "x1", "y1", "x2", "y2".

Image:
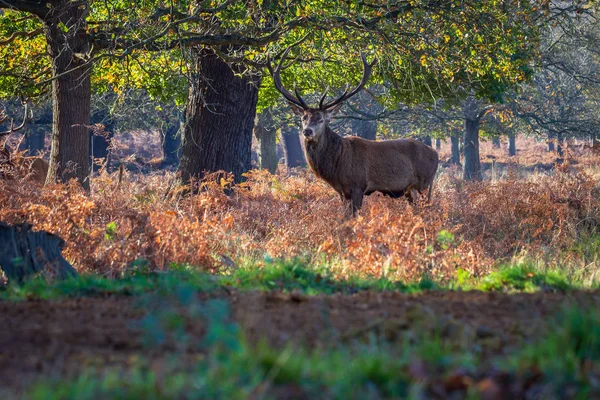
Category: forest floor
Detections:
[{"x1": 1, "y1": 263, "x2": 600, "y2": 399}]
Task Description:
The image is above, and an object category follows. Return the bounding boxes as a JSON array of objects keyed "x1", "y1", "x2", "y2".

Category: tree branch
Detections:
[{"x1": 0, "y1": 0, "x2": 48, "y2": 18}]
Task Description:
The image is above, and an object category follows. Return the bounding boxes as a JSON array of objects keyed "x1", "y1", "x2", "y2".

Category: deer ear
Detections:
[
  {"x1": 326, "y1": 103, "x2": 344, "y2": 116},
  {"x1": 289, "y1": 103, "x2": 304, "y2": 116}
]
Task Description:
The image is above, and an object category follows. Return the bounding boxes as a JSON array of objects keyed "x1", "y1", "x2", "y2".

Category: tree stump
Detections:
[{"x1": 0, "y1": 222, "x2": 77, "y2": 283}]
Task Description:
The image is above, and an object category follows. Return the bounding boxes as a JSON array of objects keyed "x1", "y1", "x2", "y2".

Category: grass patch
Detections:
[
  {"x1": 451, "y1": 260, "x2": 580, "y2": 292},
  {"x1": 0, "y1": 258, "x2": 590, "y2": 301},
  {"x1": 0, "y1": 258, "x2": 439, "y2": 301}
]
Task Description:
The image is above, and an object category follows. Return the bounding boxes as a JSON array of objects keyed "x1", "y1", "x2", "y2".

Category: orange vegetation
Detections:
[{"x1": 0, "y1": 138, "x2": 599, "y2": 282}]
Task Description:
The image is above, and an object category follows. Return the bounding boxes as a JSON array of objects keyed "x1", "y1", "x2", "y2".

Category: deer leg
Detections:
[
  {"x1": 405, "y1": 185, "x2": 420, "y2": 205},
  {"x1": 350, "y1": 189, "x2": 364, "y2": 217}
]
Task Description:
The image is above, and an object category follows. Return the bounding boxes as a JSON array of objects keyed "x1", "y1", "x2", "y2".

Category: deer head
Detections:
[{"x1": 268, "y1": 49, "x2": 376, "y2": 142}]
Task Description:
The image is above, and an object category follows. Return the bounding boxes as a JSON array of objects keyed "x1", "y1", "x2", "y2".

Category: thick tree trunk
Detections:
[
  {"x1": 508, "y1": 134, "x2": 516, "y2": 157},
  {"x1": 178, "y1": 49, "x2": 259, "y2": 185},
  {"x1": 492, "y1": 136, "x2": 501, "y2": 148},
  {"x1": 282, "y1": 130, "x2": 306, "y2": 168},
  {"x1": 435, "y1": 138, "x2": 441, "y2": 151},
  {"x1": 253, "y1": 110, "x2": 278, "y2": 174},
  {"x1": 450, "y1": 134, "x2": 461, "y2": 165},
  {"x1": 43, "y1": 0, "x2": 91, "y2": 190},
  {"x1": 161, "y1": 116, "x2": 181, "y2": 166},
  {"x1": 463, "y1": 118, "x2": 482, "y2": 180}
]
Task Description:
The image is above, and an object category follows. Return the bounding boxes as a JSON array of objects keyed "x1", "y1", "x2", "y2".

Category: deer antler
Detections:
[
  {"x1": 268, "y1": 49, "x2": 376, "y2": 111},
  {"x1": 267, "y1": 47, "x2": 310, "y2": 109},
  {"x1": 320, "y1": 53, "x2": 377, "y2": 111},
  {"x1": 0, "y1": 99, "x2": 32, "y2": 138}
]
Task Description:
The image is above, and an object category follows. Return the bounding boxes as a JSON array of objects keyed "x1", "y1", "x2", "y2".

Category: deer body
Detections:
[
  {"x1": 304, "y1": 125, "x2": 438, "y2": 216},
  {"x1": 269, "y1": 49, "x2": 439, "y2": 216}
]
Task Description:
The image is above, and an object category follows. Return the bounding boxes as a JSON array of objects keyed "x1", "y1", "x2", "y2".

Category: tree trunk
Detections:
[
  {"x1": 492, "y1": 136, "x2": 500, "y2": 148},
  {"x1": 0, "y1": 222, "x2": 77, "y2": 283},
  {"x1": 463, "y1": 118, "x2": 482, "y2": 180},
  {"x1": 282, "y1": 130, "x2": 306, "y2": 168},
  {"x1": 253, "y1": 110, "x2": 278, "y2": 174},
  {"x1": 422, "y1": 136, "x2": 432, "y2": 147},
  {"x1": 161, "y1": 116, "x2": 181, "y2": 166},
  {"x1": 508, "y1": 134, "x2": 516, "y2": 157},
  {"x1": 435, "y1": 138, "x2": 441, "y2": 151},
  {"x1": 178, "y1": 49, "x2": 259, "y2": 185},
  {"x1": 43, "y1": 1, "x2": 91, "y2": 190},
  {"x1": 450, "y1": 134, "x2": 461, "y2": 165}
]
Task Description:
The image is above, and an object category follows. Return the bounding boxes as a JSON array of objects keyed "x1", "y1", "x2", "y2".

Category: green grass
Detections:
[
  {"x1": 0, "y1": 258, "x2": 439, "y2": 301},
  {"x1": 0, "y1": 258, "x2": 589, "y2": 301},
  {"x1": 453, "y1": 260, "x2": 578, "y2": 292}
]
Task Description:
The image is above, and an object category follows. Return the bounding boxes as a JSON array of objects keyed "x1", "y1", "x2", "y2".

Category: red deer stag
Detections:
[
  {"x1": 0, "y1": 102, "x2": 48, "y2": 184},
  {"x1": 268, "y1": 49, "x2": 439, "y2": 217}
]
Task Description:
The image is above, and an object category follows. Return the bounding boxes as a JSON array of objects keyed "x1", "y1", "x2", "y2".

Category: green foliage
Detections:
[
  {"x1": 104, "y1": 221, "x2": 118, "y2": 241},
  {"x1": 477, "y1": 262, "x2": 572, "y2": 292},
  {"x1": 437, "y1": 229, "x2": 455, "y2": 250}
]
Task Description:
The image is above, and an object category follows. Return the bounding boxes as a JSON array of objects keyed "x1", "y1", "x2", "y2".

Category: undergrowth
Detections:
[{"x1": 1, "y1": 153, "x2": 599, "y2": 284}]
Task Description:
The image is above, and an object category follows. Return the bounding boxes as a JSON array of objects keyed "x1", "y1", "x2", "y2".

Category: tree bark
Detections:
[
  {"x1": 508, "y1": 134, "x2": 516, "y2": 157},
  {"x1": 450, "y1": 134, "x2": 461, "y2": 165},
  {"x1": 0, "y1": 222, "x2": 77, "y2": 283},
  {"x1": 463, "y1": 118, "x2": 482, "y2": 180},
  {"x1": 178, "y1": 49, "x2": 259, "y2": 185},
  {"x1": 253, "y1": 110, "x2": 278, "y2": 174},
  {"x1": 282, "y1": 130, "x2": 306, "y2": 168},
  {"x1": 43, "y1": 0, "x2": 92, "y2": 190},
  {"x1": 161, "y1": 115, "x2": 181, "y2": 166}
]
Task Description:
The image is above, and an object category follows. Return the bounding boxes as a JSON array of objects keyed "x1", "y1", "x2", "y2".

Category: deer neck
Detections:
[{"x1": 304, "y1": 127, "x2": 344, "y2": 183}]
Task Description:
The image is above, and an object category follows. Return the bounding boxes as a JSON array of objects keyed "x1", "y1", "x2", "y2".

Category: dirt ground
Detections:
[{"x1": 1, "y1": 289, "x2": 599, "y2": 397}]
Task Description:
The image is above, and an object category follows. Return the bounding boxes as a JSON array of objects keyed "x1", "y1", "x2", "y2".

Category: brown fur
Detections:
[
  {"x1": 303, "y1": 124, "x2": 439, "y2": 217},
  {"x1": 270, "y1": 50, "x2": 438, "y2": 216}
]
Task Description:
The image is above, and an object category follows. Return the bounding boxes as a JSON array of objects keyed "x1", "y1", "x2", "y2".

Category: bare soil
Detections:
[{"x1": 1, "y1": 290, "x2": 599, "y2": 397}]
